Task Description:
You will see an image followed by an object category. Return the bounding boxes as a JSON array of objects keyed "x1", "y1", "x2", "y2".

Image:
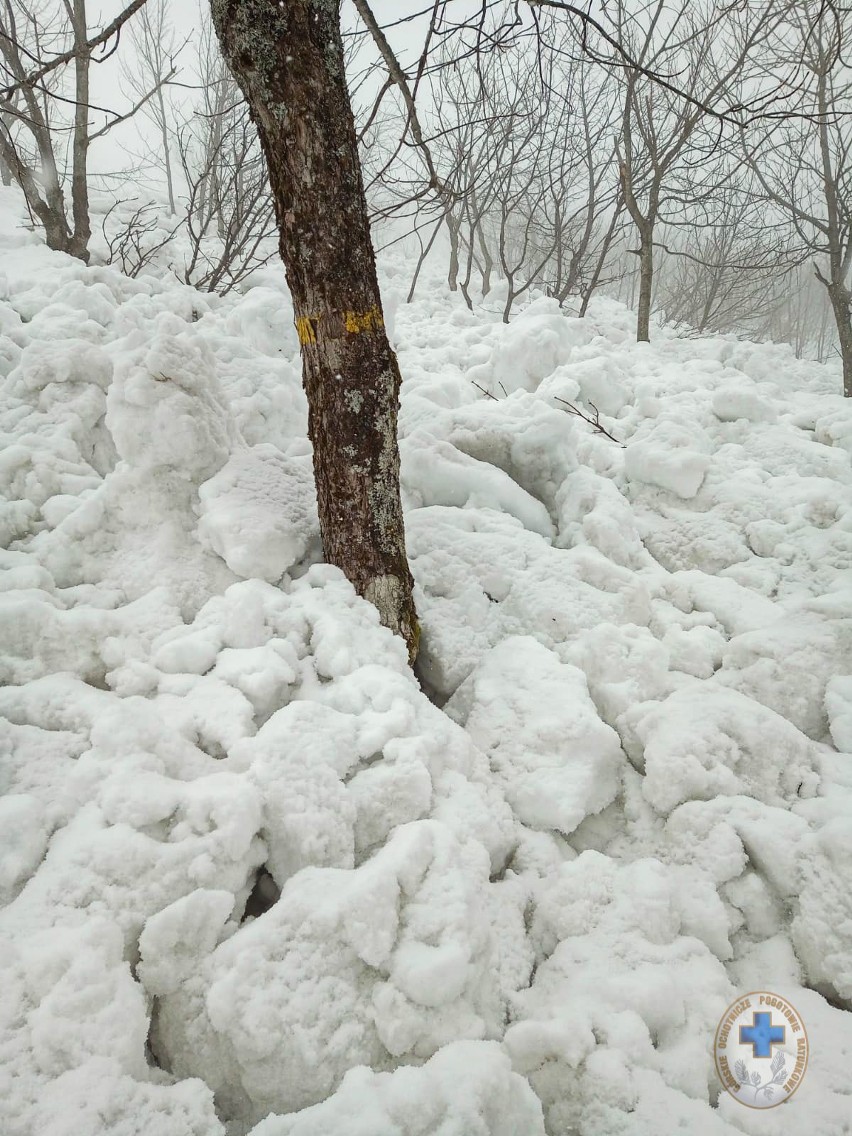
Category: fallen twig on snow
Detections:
[
  {"x1": 471, "y1": 380, "x2": 499, "y2": 401},
  {"x1": 553, "y1": 396, "x2": 623, "y2": 445}
]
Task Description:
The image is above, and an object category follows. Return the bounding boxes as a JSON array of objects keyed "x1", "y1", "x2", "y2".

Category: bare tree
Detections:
[
  {"x1": 210, "y1": 0, "x2": 418, "y2": 658},
  {"x1": 0, "y1": 0, "x2": 80, "y2": 254},
  {"x1": 0, "y1": 0, "x2": 170, "y2": 261},
  {"x1": 412, "y1": 26, "x2": 623, "y2": 321},
  {"x1": 100, "y1": 198, "x2": 178, "y2": 277},
  {"x1": 175, "y1": 26, "x2": 276, "y2": 295},
  {"x1": 654, "y1": 178, "x2": 799, "y2": 336},
  {"x1": 760, "y1": 262, "x2": 837, "y2": 364},
  {"x1": 521, "y1": 37, "x2": 624, "y2": 313},
  {"x1": 606, "y1": 0, "x2": 789, "y2": 341},
  {"x1": 121, "y1": 0, "x2": 181, "y2": 215},
  {"x1": 742, "y1": 1, "x2": 852, "y2": 396}
]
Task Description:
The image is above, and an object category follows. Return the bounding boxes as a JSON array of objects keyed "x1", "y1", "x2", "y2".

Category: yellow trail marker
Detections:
[
  {"x1": 295, "y1": 307, "x2": 384, "y2": 345},
  {"x1": 343, "y1": 306, "x2": 384, "y2": 335},
  {"x1": 295, "y1": 315, "x2": 317, "y2": 345}
]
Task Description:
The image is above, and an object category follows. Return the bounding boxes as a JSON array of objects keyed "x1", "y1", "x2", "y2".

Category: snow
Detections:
[
  {"x1": 1, "y1": 182, "x2": 851, "y2": 1136},
  {"x1": 620, "y1": 683, "x2": 820, "y2": 814},
  {"x1": 446, "y1": 636, "x2": 622, "y2": 833},
  {"x1": 198, "y1": 444, "x2": 319, "y2": 582},
  {"x1": 825, "y1": 675, "x2": 852, "y2": 752},
  {"x1": 624, "y1": 419, "x2": 711, "y2": 499},
  {"x1": 249, "y1": 1041, "x2": 546, "y2": 1136}
]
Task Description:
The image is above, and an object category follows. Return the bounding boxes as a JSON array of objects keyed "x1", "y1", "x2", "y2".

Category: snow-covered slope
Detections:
[{"x1": 1, "y1": 185, "x2": 851, "y2": 1136}]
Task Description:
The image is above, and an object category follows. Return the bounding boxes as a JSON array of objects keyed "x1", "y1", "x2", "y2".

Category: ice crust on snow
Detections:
[{"x1": 1, "y1": 185, "x2": 851, "y2": 1135}]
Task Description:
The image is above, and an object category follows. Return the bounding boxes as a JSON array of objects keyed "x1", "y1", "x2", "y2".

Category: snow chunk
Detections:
[
  {"x1": 107, "y1": 328, "x2": 239, "y2": 481},
  {"x1": 556, "y1": 468, "x2": 646, "y2": 567},
  {"x1": 198, "y1": 444, "x2": 318, "y2": 581},
  {"x1": 625, "y1": 420, "x2": 711, "y2": 499},
  {"x1": 718, "y1": 596, "x2": 852, "y2": 738},
  {"x1": 712, "y1": 384, "x2": 777, "y2": 423},
  {"x1": 154, "y1": 822, "x2": 503, "y2": 1128},
  {"x1": 792, "y1": 817, "x2": 852, "y2": 1001},
  {"x1": 402, "y1": 431, "x2": 554, "y2": 539},
  {"x1": 248, "y1": 1041, "x2": 545, "y2": 1136},
  {"x1": 825, "y1": 675, "x2": 852, "y2": 752},
  {"x1": 621, "y1": 684, "x2": 820, "y2": 815},
  {"x1": 667, "y1": 570, "x2": 779, "y2": 636},
  {"x1": 815, "y1": 404, "x2": 852, "y2": 456},
  {"x1": 508, "y1": 851, "x2": 734, "y2": 1134},
  {"x1": 21, "y1": 1063, "x2": 224, "y2": 1136},
  {"x1": 0, "y1": 794, "x2": 53, "y2": 904},
  {"x1": 564, "y1": 623, "x2": 672, "y2": 727},
  {"x1": 347, "y1": 754, "x2": 433, "y2": 855},
  {"x1": 447, "y1": 636, "x2": 622, "y2": 834},
  {"x1": 543, "y1": 355, "x2": 630, "y2": 417},
  {"x1": 0, "y1": 919, "x2": 149, "y2": 1095},
  {"x1": 233, "y1": 702, "x2": 358, "y2": 886},
  {"x1": 466, "y1": 297, "x2": 594, "y2": 397},
  {"x1": 138, "y1": 890, "x2": 235, "y2": 997},
  {"x1": 447, "y1": 393, "x2": 578, "y2": 516},
  {"x1": 500, "y1": 546, "x2": 652, "y2": 654}
]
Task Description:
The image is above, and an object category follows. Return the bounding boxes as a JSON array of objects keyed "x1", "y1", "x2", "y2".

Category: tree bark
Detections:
[
  {"x1": 827, "y1": 283, "x2": 852, "y2": 398},
  {"x1": 618, "y1": 154, "x2": 655, "y2": 343},
  {"x1": 636, "y1": 226, "x2": 654, "y2": 342},
  {"x1": 447, "y1": 213, "x2": 460, "y2": 292},
  {"x1": 68, "y1": 0, "x2": 92, "y2": 262},
  {"x1": 210, "y1": 0, "x2": 418, "y2": 658},
  {"x1": 157, "y1": 85, "x2": 176, "y2": 215},
  {"x1": 477, "y1": 223, "x2": 493, "y2": 296}
]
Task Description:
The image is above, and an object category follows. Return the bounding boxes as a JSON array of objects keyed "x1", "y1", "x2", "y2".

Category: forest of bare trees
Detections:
[{"x1": 0, "y1": 0, "x2": 850, "y2": 395}]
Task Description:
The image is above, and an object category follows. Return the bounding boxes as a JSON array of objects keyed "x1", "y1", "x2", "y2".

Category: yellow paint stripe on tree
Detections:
[
  {"x1": 295, "y1": 307, "x2": 384, "y2": 346},
  {"x1": 295, "y1": 315, "x2": 316, "y2": 345},
  {"x1": 344, "y1": 306, "x2": 384, "y2": 334}
]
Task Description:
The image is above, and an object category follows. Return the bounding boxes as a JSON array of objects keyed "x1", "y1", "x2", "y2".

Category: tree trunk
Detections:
[
  {"x1": 477, "y1": 225, "x2": 493, "y2": 297},
  {"x1": 503, "y1": 279, "x2": 515, "y2": 324},
  {"x1": 210, "y1": 0, "x2": 418, "y2": 658},
  {"x1": 68, "y1": 0, "x2": 91, "y2": 262},
  {"x1": 0, "y1": 129, "x2": 72, "y2": 251},
  {"x1": 447, "y1": 213, "x2": 460, "y2": 292},
  {"x1": 407, "y1": 215, "x2": 443, "y2": 303},
  {"x1": 636, "y1": 226, "x2": 654, "y2": 342},
  {"x1": 827, "y1": 282, "x2": 852, "y2": 398},
  {"x1": 157, "y1": 86, "x2": 176, "y2": 215}
]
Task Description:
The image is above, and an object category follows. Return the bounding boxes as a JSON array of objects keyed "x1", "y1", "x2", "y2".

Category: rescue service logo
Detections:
[{"x1": 714, "y1": 992, "x2": 809, "y2": 1109}]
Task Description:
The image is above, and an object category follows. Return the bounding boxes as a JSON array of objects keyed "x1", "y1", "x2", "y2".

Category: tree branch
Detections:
[{"x1": 0, "y1": 0, "x2": 148, "y2": 100}]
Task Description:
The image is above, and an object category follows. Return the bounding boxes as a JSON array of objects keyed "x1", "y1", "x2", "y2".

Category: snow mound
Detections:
[
  {"x1": 198, "y1": 443, "x2": 319, "y2": 581},
  {"x1": 825, "y1": 675, "x2": 852, "y2": 752},
  {"x1": 465, "y1": 297, "x2": 594, "y2": 397},
  {"x1": 446, "y1": 636, "x2": 622, "y2": 834},
  {"x1": 620, "y1": 684, "x2": 821, "y2": 814},
  {"x1": 249, "y1": 1041, "x2": 545, "y2": 1136},
  {"x1": 106, "y1": 328, "x2": 238, "y2": 479},
  {"x1": 402, "y1": 430, "x2": 554, "y2": 539},
  {"x1": 151, "y1": 822, "x2": 506, "y2": 1127},
  {"x1": 506, "y1": 851, "x2": 734, "y2": 1135},
  {"x1": 625, "y1": 419, "x2": 711, "y2": 499},
  {"x1": 2, "y1": 192, "x2": 851, "y2": 1136}
]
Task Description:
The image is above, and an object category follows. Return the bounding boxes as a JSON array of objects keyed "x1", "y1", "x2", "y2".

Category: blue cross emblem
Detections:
[{"x1": 740, "y1": 1011, "x2": 785, "y2": 1058}]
